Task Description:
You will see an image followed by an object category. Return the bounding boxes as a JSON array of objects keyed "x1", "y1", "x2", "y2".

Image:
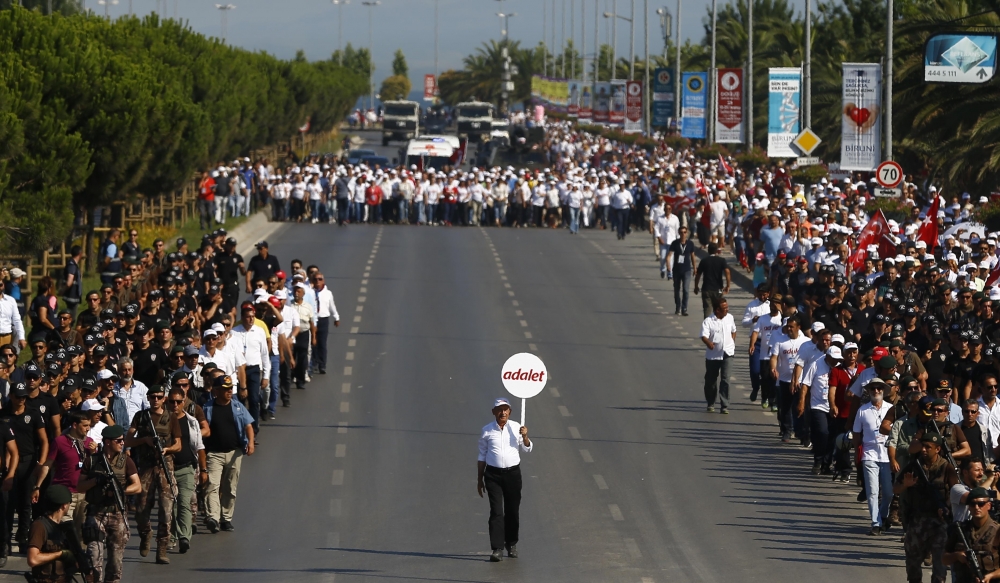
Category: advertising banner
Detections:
[
  {"x1": 423, "y1": 74, "x2": 437, "y2": 100},
  {"x1": 652, "y1": 67, "x2": 674, "y2": 128},
  {"x1": 624, "y1": 80, "x2": 643, "y2": 133},
  {"x1": 579, "y1": 84, "x2": 593, "y2": 120},
  {"x1": 715, "y1": 68, "x2": 743, "y2": 143},
  {"x1": 840, "y1": 63, "x2": 882, "y2": 171},
  {"x1": 593, "y1": 82, "x2": 611, "y2": 123},
  {"x1": 680, "y1": 72, "x2": 707, "y2": 139},
  {"x1": 767, "y1": 67, "x2": 801, "y2": 158},
  {"x1": 609, "y1": 80, "x2": 626, "y2": 125},
  {"x1": 567, "y1": 80, "x2": 581, "y2": 117},
  {"x1": 924, "y1": 34, "x2": 998, "y2": 83}
]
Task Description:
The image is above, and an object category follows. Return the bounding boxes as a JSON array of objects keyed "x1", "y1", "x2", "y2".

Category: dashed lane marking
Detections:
[
  {"x1": 332, "y1": 470, "x2": 344, "y2": 486},
  {"x1": 524, "y1": 332, "x2": 533, "y2": 339},
  {"x1": 609, "y1": 504, "x2": 624, "y2": 521},
  {"x1": 350, "y1": 327, "x2": 359, "y2": 334},
  {"x1": 348, "y1": 339, "x2": 356, "y2": 347},
  {"x1": 330, "y1": 499, "x2": 342, "y2": 517},
  {"x1": 549, "y1": 387, "x2": 560, "y2": 397},
  {"x1": 568, "y1": 427, "x2": 581, "y2": 439},
  {"x1": 594, "y1": 475, "x2": 609, "y2": 490},
  {"x1": 343, "y1": 366, "x2": 352, "y2": 376},
  {"x1": 346, "y1": 352, "x2": 354, "y2": 360},
  {"x1": 340, "y1": 402, "x2": 350, "y2": 413},
  {"x1": 337, "y1": 421, "x2": 347, "y2": 434},
  {"x1": 579, "y1": 449, "x2": 593, "y2": 462},
  {"x1": 558, "y1": 405, "x2": 571, "y2": 417},
  {"x1": 335, "y1": 444, "x2": 346, "y2": 457},
  {"x1": 341, "y1": 383, "x2": 351, "y2": 393}
]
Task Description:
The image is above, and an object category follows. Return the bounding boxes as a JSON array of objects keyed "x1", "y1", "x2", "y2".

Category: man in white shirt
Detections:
[
  {"x1": 769, "y1": 316, "x2": 809, "y2": 442},
  {"x1": 477, "y1": 398, "x2": 532, "y2": 562},
  {"x1": 799, "y1": 346, "x2": 840, "y2": 474},
  {"x1": 853, "y1": 380, "x2": 895, "y2": 535},
  {"x1": 230, "y1": 301, "x2": 271, "y2": 431},
  {"x1": 0, "y1": 286, "x2": 25, "y2": 349},
  {"x1": 653, "y1": 205, "x2": 681, "y2": 278},
  {"x1": 311, "y1": 275, "x2": 340, "y2": 375},
  {"x1": 700, "y1": 297, "x2": 737, "y2": 413}
]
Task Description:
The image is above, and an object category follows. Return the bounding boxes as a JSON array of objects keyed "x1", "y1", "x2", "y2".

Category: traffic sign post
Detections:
[
  {"x1": 501, "y1": 353, "x2": 548, "y2": 425},
  {"x1": 791, "y1": 128, "x2": 822, "y2": 156},
  {"x1": 876, "y1": 161, "x2": 904, "y2": 188}
]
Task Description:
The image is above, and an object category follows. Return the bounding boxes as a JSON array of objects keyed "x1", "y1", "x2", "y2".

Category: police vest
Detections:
[
  {"x1": 84, "y1": 452, "x2": 128, "y2": 510},
  {"x1": 955, "y1": 519, "x2": 1000, "y2": 582},
  {"x1": 30, "y1": 517, "x2": 70, "y2": 583},
  {"x1": 135, "y1": 410, "x2": 173, "y2": 468}
]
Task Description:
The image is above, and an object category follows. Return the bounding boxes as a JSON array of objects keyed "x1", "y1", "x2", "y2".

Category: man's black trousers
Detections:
[{"x1": 484, "y1": 464, "x2": 521, "y2": 551}]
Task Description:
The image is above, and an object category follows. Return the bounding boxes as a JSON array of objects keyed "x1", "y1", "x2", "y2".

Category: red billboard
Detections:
[
  {"x1": 624, "y1": 80, "x2": 643, "y2": 133},
  {"x1": 715, "y1": 68, "x2": 743, "y2": 143},
  {"x1": 423, "y1": 74, "x2": 437, "y2": 101}
]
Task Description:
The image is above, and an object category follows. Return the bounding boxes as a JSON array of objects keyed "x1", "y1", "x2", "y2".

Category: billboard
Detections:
[
  {"x1": 681, "y1": 72, "x2": 707, "y2": 139},
  {"x1": 924, "y1": 33, "x2": 998, "y2": 83},
  {"x1": 593, "y1": 82, "x2": 611, "y2": 123},
  {"x1": 609, "y1": 80, "x2": 626, "y2": 126},
  {"x1": 715, "y1": 68, "x2": 743, "y2": 143},
  {"x1": 767, "y1": 67, "x2": 801, "y2": 158},
  {"x1": 579, "y1": 84, "x2": 593, "y2": 120},
  {"x1": 624, "y1": 80, "x2": 643, "y2": 133},
  {"x1": 840, "y1": 63, "x2": 882, "y2": 172},
  {"x1": 652, "y1": 67, "x2": 674, "y2": 128}
]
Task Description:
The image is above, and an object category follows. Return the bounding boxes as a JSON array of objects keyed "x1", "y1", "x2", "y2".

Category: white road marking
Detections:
[
  {"x1": 360, "y1": 287, "x2": 367, "y2": 293},
  {"x1": 558, "y1": 405, "x2": 571, "y2": 417},
  {"x1": 624, "y1": 538, "x2": 642, "y2": 558},
  {"x1": 568, "y1": 427, "x2": 581, "y2": 439},
  {"x1": 367, "y1": 260, "x2": 373, "y2": 265},
  {"x1": 498, "y1": 269, "x2": 505, "y2": 274},
  {"x1": 515, "y1": 310, "x2": 523, "y2": 316},
  {"x1": 501, "y1": 276, "x2": 508, "y2": 281},
  {"x1": 335, "y1": 444, "x2": 346, "y2": 457},
  {"x1": 330, "y1": 499, "x2": 342, "y2": 517},
  {"x1": 512, "y1": 300, "x2": 519, "y2": 306},
  {"x1": 350, "y1": 327, "x2": 359, "y2": 334},
  {"x1": 609, "y1": 504, "x2": 624, "y2": 521},
  {"x1": 337, "y1": 421, "x2": 347, "y2": 434},
  {"x1": 549, "y1": 387, "x2": 560, "y2": 397},
  {"x1": 340, "y1": 402, "x2": 350, "y2": 413},
  {"x1": 579, "y1": 449, "x2": 593, "y2": 462},
  {"x1": 508, "y1": 291, "x2": 515, "y2": 297},
  {"x1": 343, "y1": 367, "x2": 352, "y2": 376},
  {"x1": 353, "y1": 316, "x2": 361, "y2": 323},
  {"x1": 594, "y1": 475, "x2": 609, "y2": 490},
  {"x1": 348, "y1": 339, "x2": 356, "y2": 347},
  {"x1": 342, "y1": 383, "x2": 351, "y2": 394},
  {"x1": 642, "y1": 578, "x2": 655, "y2": 583},
  {"x1": 346, "y1": 352, "x2": 354, "y2": 360},
  {"x1": 361, "y1": 279, "x2": 368, "y2": 285},
  {"x1": 524, "y1": 332, "x2": 532, "y2": 339},
  {"x1": 332, "y1": 469, "x2": 344, "y2": 486},
  {"x1": 520, "y1": 320, "x2": 528, "y2": 327},
  {"x1": 528, "y1": 343, "x2": 537, "y2": 351},
  {"x1": 504, "y1": 283, "x2": 511, "y2": 289},
  {"x1": 358, "y1": 296, "x2": 366, "y2": 302},
  {"x1": 356, "y1": 305, "x2": 363, "y2": 312}
]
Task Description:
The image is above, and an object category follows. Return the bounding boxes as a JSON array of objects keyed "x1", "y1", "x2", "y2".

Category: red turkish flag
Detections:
[
  {"x1": 986, "y1": 262, "x2": 1000, "y2": 287},
  {"x1": 848, "y1": 210, "x2": 891, "y2": 273},
  {"x1": 718, "y1": 154, "x2": 733, "y2": 176},
  {"x1": 917, "y1": 195, "x2": 941, "y2": 252}
]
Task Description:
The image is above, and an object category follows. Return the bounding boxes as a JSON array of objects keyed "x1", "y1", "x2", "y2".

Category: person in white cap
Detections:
[
  {"x1": 477, "y1": 397, "x2": 532, "y2": 562},
  {"x1": 799, "y1": 345, "x2": 842, "y2": 475}
]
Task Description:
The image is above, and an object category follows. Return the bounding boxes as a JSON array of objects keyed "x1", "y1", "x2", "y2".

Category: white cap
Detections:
[
  {"x1": 211, "y1": 322, "x2": 226, "y2": 333},
  {"x1": 831, "y1": 334, "x2": 845, "y2": 345},
  {"x1": 493, "y1": 398, "x2": 511, "y2": 409},
  {"x1": 990, "y1": 287, "x2": 1000, "y2": 301},
  {"x1": 812, "y1": 322, "x2": 826, "y2": 332},
  {"x1": 202, "y1": 329, "x2": 218, "y2": 338},
  {"x1": 274, "y1": 288, "x2": 289, "y2": 300},
  {"x1": 96, "y1": 369, "x2": 117, "y2": 381},
  {"x1": 81, "y1": 398, "x2": 106, "y2": 411},
  {"x1": 826, "y1": 346, "x2": 843, "y2": 359},
  {"x1": 844, "y1": 342, "x2": 859, "y2": 351}
]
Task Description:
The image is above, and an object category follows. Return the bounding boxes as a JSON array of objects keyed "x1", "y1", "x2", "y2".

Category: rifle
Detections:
[
  {"x1": 143, "y1": 411, "x2": 177, "y2": 494},
  {"x1": 58, "y1": 522, "x2": 97, "y2": 583},
  {"x1": 912, "y1": 444, "x2": 985, "y2": 581},
  {"x1": 95, "y1": 453, "x2": 126, "y2": 515}
]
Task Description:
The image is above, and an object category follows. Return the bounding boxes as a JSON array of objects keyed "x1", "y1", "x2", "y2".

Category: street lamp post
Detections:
[
  {"x1": 656, "y1": 8, "x2": 670, "y2": 62},
  {"x1": 333, "y1": 0, "x2": 349, "y2": 66},
  {"x1": 709, "y1": 0, "x2": 717, "y2": 143},
  {"x1": 603, "y1": 7, "x2": 632, "y2": 81},
  {"x1": 674, "y1": 0, "x2": 680, "y2": 125},
  {"x1": 885, "y1": 0, "x2": 893, "y2": 159},
  {"x1": 644, "y1": 0, "x2": 650, "y2": 133},
  {"x1": 362, "y1": 0, "x2": 380, "y2": 110},
  {"x1": 215, "y1": 4, "x2": 235, "y2": 43},
  {"x1": 747, "y1": 0, "x2": 753, "y2": 148},
  {"x1": 804, "y1": 0, "x2": 811, "y2": 128},
  {"x1": 629, "y1": 0, "x2": 635, "y2": 81}
]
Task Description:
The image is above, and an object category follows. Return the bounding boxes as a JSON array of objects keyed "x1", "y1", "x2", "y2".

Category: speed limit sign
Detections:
[{"x1": 876, "y1": 161, "x2": 904, "y2": 188}]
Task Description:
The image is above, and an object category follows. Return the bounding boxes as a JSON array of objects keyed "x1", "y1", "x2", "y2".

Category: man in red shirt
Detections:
[
  {"x1": 365, "y1": 180, "x2": 383, "y2": 224},
  {"x1": 198, "y1": 171, "x2": 217, "y2": 231},
  {"x1": 30, "y1": 411, "x2": 95, "y2": 539},
  {"x1": 829, "y1": 342, "x2": 865, "y2": 483}
]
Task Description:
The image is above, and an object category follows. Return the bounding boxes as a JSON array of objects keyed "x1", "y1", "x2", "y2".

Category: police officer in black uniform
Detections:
[
  {"x1": 211, "y1": 238, "x2": 244, "y2": 310},
  {"x1": 25, "y1": 485, "x2": 80, "y2": 583}
]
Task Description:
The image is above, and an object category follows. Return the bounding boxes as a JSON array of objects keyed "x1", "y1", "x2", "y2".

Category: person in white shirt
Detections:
[
  {"x1": 700, "y1": 297, "x2": 737, "y2": 413},
  {"x1": 311, "y1": 275, "x2": 340, "y2": 375},
  {"x1": 610, "y1": 182, "x2": 634, "y2": 240},
  {"x1": 0, "y1": 288, "x2": 25, "y2": 349},
  {"x1": 567, "y1": 183, "x2": 583, "y2": 234},
  {"x1": 477, "y1": 398, "x2": 532, "y2": 562},
  {"x1": 769, "y1": 316, "x2": 810, "y2": 442},
  {"x1": 853, "y1": 380, "x2": 895, "y2": 534},
  {"x1": 111, "y1": 359, "x2": 149, "y2": 427},
  {"x1": 653, "y1": 205, "x2": 681, "y2": 278},
  {"x1": 799, "y1": 346, "x2": 840, "y2": 474},
  {"x1": 230, "y1": 302, "x2": 271, "y2": 431},
  {"x1": 749, "y1": 299, "x2": 782, "y2": 408}
]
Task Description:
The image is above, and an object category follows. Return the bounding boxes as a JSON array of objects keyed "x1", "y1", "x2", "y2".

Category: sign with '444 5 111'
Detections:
[{"x1": 924, "y1": 34, "x2": 998, "y2": 83}]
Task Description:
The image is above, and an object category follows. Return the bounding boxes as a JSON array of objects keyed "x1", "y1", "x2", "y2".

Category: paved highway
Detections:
[{"x1": 2, "y1": 222, "x2": 903, "y2": 582}]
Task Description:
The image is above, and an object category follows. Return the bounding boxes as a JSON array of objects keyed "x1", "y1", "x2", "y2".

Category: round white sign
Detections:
[{"x1": 501, "y1": 353, "x2": 548, "y2": 399}]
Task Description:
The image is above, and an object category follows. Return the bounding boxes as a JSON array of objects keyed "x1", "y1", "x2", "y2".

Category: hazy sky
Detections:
[{"x1": 105, "y1": 0, "x2": 808, "y2": 93}]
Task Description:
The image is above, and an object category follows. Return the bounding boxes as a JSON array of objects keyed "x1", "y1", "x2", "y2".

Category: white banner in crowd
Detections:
[{"x1": 840, "y1": 63, "x2": 882, "y2": 172}]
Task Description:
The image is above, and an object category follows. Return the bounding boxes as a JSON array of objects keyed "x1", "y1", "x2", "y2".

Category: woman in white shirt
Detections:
[{"x1": 596, "y1": 179, "x2": 612, "y2": 230}]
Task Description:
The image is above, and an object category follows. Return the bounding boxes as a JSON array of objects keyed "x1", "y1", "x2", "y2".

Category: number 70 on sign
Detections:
[{"x1": 876, "y1": 161, "x2": 904, "y2": 188}]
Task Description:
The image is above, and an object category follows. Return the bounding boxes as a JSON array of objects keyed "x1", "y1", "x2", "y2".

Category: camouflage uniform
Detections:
[
  {"x1": 898, "y1": 455, "x2": 951, "y2": 583},
  {"x1": 945, "y1": 518, "x2": 1000, "y2": 583},
  {"x1": 131, "y1": 410, "x2": 177, "y2": 552},
  {"x1": 82, "y1": 452, "x2": 132, "y2": 583}
]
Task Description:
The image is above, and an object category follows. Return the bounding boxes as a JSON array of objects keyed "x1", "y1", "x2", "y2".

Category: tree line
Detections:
[
  {"x1": 0, "y1": 6, "x2": 367, "y2": 256},
  {"x1": 437, "y1": 0, "x2": 1000, "y2": 194}
]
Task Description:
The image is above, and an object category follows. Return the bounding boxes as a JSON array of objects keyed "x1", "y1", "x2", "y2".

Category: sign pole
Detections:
[
  {"x1": 521, "y1": 398, "x2": 526, "y2": 426},
  {"x1": 885, "y1": 0, "x2": 893, "y2": 160}
]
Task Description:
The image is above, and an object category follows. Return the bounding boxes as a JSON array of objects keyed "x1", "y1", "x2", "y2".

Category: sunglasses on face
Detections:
[
  {"x1": 987, "y1": 385, "x2": 999, "y2": 391},
  {"x1": 971, "y1": 501, "x2": 991, "y2": 508},
  {"x1": 965, "y1": 410, "x2": 979, "y2": 416},
  {"x1": 170, "y1": 399, "x2": 185, "y2": 406},
  {"x1": 149, "y1": 394, "x2": 164, "y2": 400}
]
